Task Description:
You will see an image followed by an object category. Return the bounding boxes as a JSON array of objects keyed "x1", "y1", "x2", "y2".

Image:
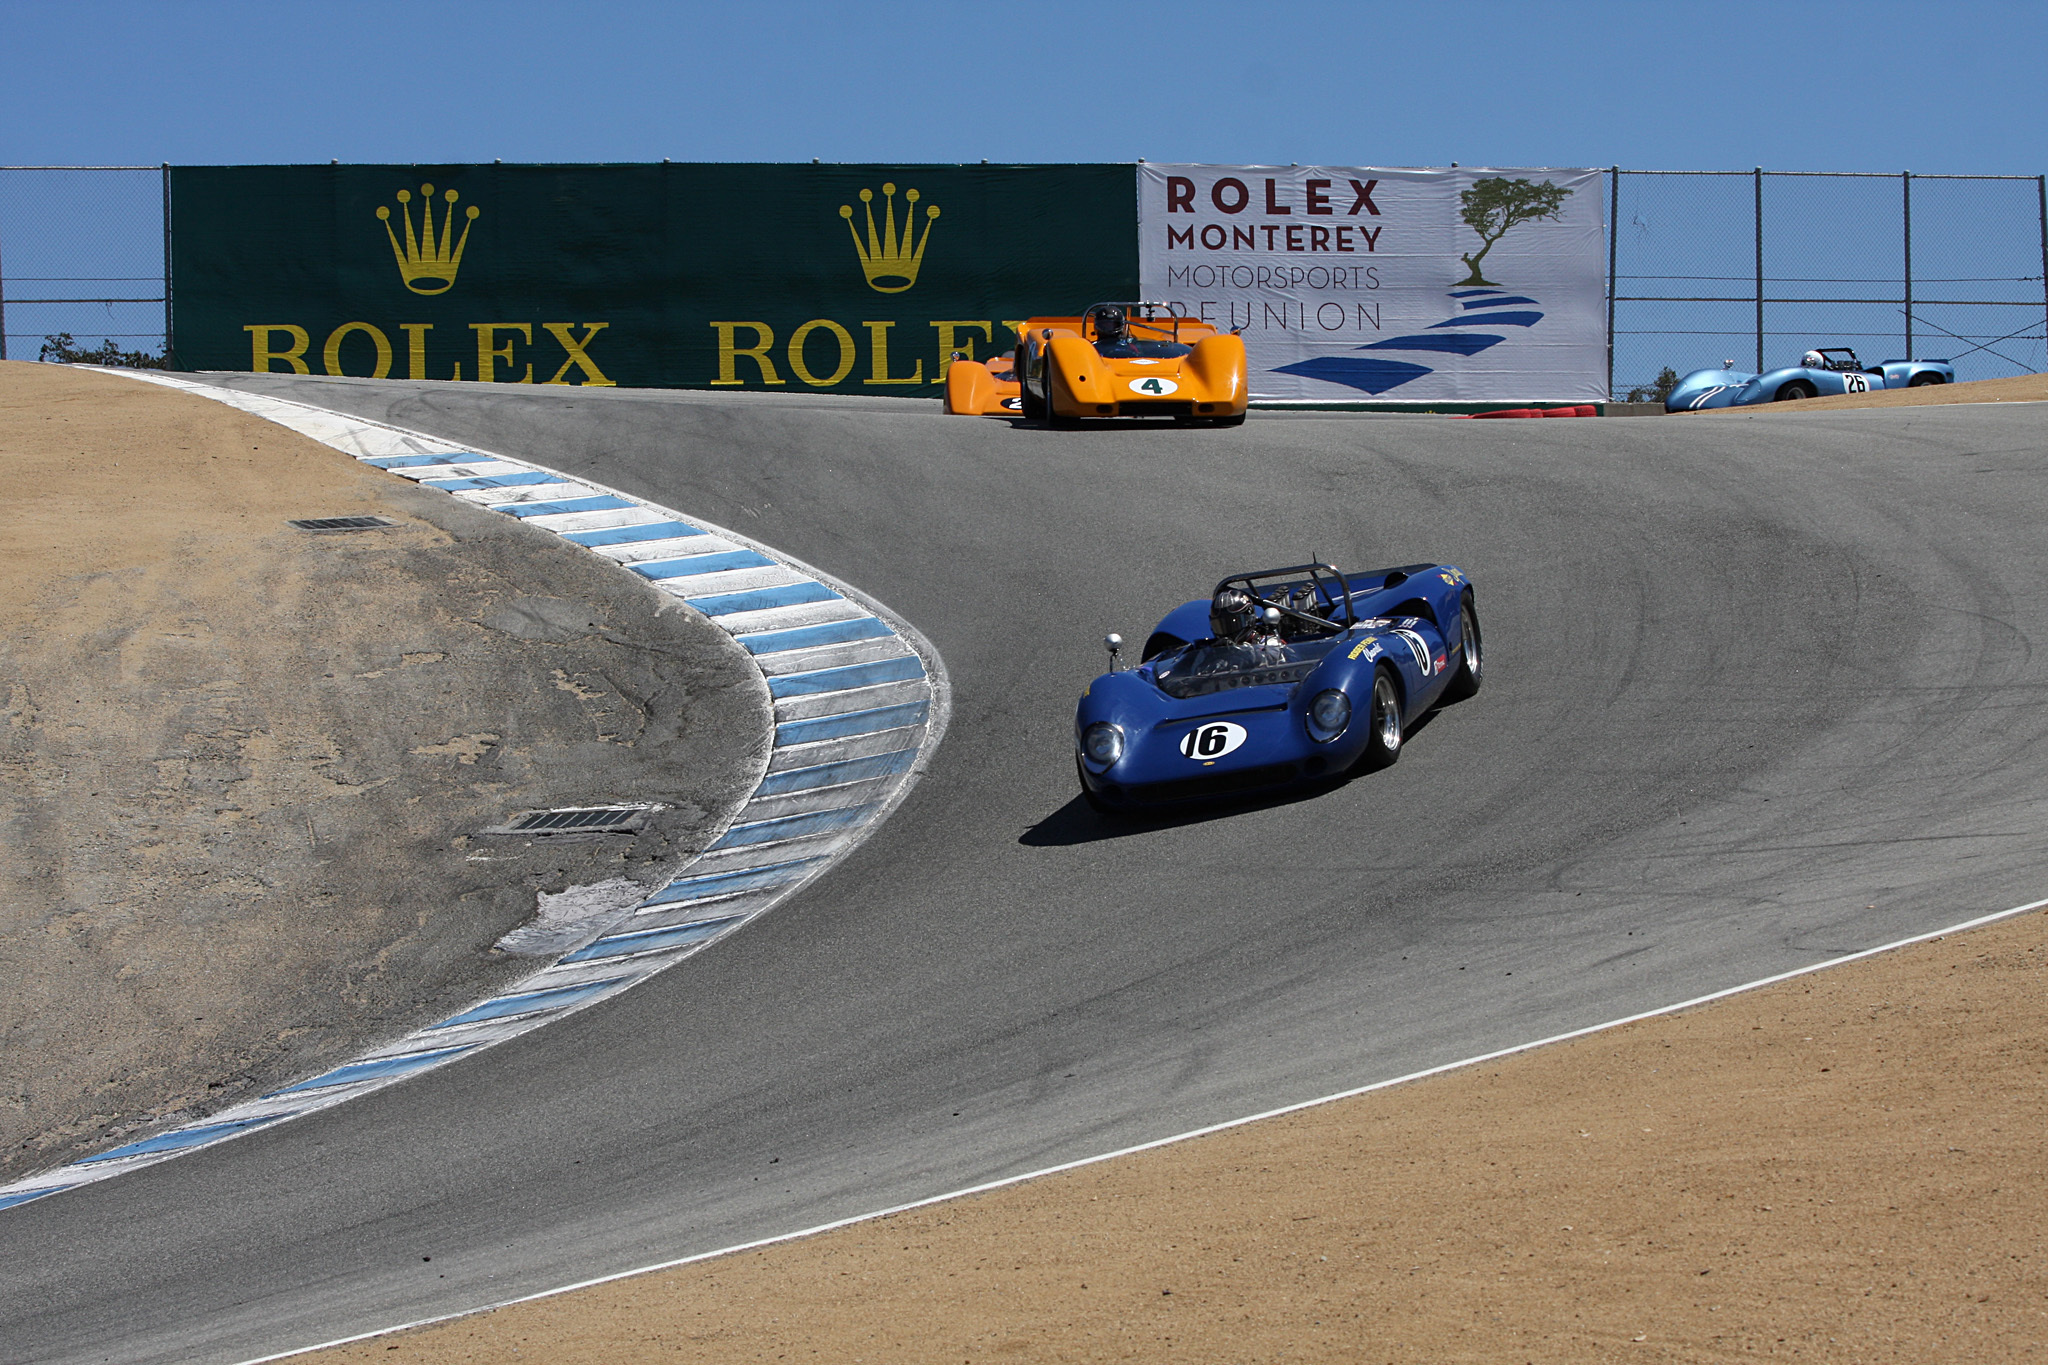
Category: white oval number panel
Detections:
[
  {"x1": 1128, "y1": 376, "x2": 1180, "y2": 397},
  {"x1": 1178, "y1": 721, "x2": 1247, "y2": 760}
]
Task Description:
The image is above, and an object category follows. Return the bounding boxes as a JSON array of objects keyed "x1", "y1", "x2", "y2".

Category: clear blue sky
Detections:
[{"x1": 2, "y1": 0, "x2": 2042, "y2": 173}]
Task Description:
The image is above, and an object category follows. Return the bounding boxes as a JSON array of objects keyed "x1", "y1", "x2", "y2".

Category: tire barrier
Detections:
[{"x1": 1448, "y1": 404, "x2": 1600, "y2": 419}]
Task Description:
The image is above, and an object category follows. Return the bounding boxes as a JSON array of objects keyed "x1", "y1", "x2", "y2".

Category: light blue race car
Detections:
[{"x1": 1666, "y1": 347, "x2": 1954, "y2": 411}]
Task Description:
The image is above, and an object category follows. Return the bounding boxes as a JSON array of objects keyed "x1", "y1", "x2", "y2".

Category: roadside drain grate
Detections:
[
  {"x1": 289, "y1": 516, "x2": 399, "y2": 532},
  {"x1": 482, "y1": 805, "x2": 657, "y2": 837}
]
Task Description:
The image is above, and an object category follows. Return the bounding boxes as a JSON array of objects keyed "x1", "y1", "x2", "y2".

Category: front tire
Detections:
[
  {"x1": 1443, "y1": 593, "x2": 1483, "y2": 702},
  {"x1": 1355, "y1": 665, "x2": 1403, "y2": 771},
  {"x1": 1018, "y1": 348, "x2": 1045, "y2": 421},
  {"x1": 1908, "y1": 372, "x2": 1945, "y2": 387},
  {"x1": 1076, "y1": 758, "x2": 1114, "y2": 814},
  {"x1": 1045, "y1": 367, "x2": 1078, "y2": 428},
  {"x1": 1214, "y1": 410, "x2": 1248, "y2": 427},
  {"x1": 1775, "y1": 380, "x2": 1817, "y2": 401}
]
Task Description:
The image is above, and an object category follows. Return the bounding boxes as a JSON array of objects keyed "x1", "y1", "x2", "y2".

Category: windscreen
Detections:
[
  {"x1": 1151, "y1": 636, "x2": 1341, "y2": 700},
  {"x1": 1095, "y1": 338, "x2": 1193, "y2": 359}
]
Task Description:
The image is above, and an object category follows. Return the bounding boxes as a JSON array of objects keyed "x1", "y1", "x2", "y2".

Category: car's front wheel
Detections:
[
  {"x1": 1355, "y1": 665, "x2": 1403, "y2": 771},
  {"x1": 1018, "y1": 349, "x2": 1045, "y2": 421},
  {"x1": 1045, "y1": 367, "x2": 1078, "y2": 428},
  {"x1": 1908, "y1": 372, "x2": 1945, "y2": 387},
  {"x1": 1076, "y1": 758, "x2": 1115, "y2": 815},
  {"x1": 1775, "y1": 380, "x2": 1818, "y2": 401}
]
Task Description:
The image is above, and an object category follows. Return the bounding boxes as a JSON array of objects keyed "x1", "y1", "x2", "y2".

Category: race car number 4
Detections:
[
  {"x1": 1179, "y1": 721, "x2": 1247, "y2": 760},
  {"x1": 1129, "y1": 377, "x2": 1180, "y2": 397}
]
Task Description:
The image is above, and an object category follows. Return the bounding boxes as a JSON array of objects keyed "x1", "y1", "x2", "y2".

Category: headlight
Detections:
[
  {"x1": 1306, "y1": 688, "x2": 1351, "y2": 743},
  {"x1": 1080, "y1": 721, "x2": 1125, "y2": 767}
]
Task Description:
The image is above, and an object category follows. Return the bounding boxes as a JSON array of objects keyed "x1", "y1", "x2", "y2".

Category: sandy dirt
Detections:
[
  {"x1": 0, "y1": 361, "x2": 767, "y2": 1180},
  {"x1": 1699, "y1": 372, "x2": 2048, "y2": 414},
  {"x1": 321, "y1": 907, "x2": 2047, "y2": 1364}
]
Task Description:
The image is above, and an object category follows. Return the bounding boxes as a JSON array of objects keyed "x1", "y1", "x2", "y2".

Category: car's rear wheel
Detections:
[
  {"x1": 1908, "y1": 372, "x2": 1945, "y2": 387},
  {"x1": 1355, "y1": 665, "x2": 1403, "y2": 771},
  {"x1": 1443, "y1": 593, "x2": 1482, "y2": 702},
  {"x1": 1776, "y1": 380, "x2": 1817, "y2": 401}
]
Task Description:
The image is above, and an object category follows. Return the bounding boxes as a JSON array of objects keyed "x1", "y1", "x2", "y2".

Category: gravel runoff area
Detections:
[
  {"x1": 0, "y1": 361, "x2": 767, "y2": 1181},
  {"x1": 1692, "y1": 371, "x2": 2048, "y2": 414},
  {"x1": 318, "y1": 905, "x2": 2047, "y2": 1364}
]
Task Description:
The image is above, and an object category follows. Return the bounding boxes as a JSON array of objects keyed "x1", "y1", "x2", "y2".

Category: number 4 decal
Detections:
[{"x1": 1129, "y1": 377, "x2": 1180, "y2": 397}]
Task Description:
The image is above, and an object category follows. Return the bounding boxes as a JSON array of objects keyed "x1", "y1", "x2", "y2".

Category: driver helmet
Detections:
[
  {"x1": 1093, "y1": 306, "x2": 1127, "y2": 347},
  {"x1": 1801, "y1": 349, "x2": 1825, "y2": 369},
  {"x1": 1210, "y1": 586, "x2": 1255, "y2": 641}
]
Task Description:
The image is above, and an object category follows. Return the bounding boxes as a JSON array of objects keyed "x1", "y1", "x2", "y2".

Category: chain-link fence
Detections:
[
  {"x1": 0, "y1": 166, "x2": 168, "y2": 364},
  {"x1": 4, "y1": 164, "x2": 2043, "y2": 395},
  {"x1": 1611, "y1": 169, "x2": 2048, "y2": 399}
]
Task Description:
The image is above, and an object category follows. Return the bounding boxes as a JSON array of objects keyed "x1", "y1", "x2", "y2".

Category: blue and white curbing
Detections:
[{"x1": 0, "y1": 374, "x2": 949, "y2": 1214}]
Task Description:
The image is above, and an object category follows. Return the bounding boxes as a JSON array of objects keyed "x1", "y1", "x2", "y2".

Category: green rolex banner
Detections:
[{"x1": 168, "y1": 163, "x2": 1139, "y2": 391}]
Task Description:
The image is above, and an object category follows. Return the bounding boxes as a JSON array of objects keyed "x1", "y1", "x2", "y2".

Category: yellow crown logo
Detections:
[
  {"x1": 375, "y1": 183, "x2": 480, "y2": 295},
  {"x1": 839, "y1": 183, "x2": 939, "y2": 293}
]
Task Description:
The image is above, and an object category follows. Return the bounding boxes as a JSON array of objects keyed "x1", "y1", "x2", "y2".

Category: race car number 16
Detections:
[
  {"x1": 1129, "y1": 377, "x2": 1179, "y2": 396},
  {"x1": 1179, "y1": 721, "x2": 1247, "y2": 759}
]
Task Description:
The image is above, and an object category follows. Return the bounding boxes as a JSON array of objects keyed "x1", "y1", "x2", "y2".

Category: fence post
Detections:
[
  {"x1": 0, "y1": 175, "x2": 8, "y2": 362},
  {"x1": 2038, "y1": 174, "x2": 2047, "y2": 372},
  {"x1": 161, "y1": 164, "x2": 174, "y2": 368},
  {"x1": 1607, "y1": 166, "x2": 1619, "y2": 400},
  {"x1": 1902, "y1": 171, "x2": 1913, "y2": 360},
  {"x1": 1753, "y1": 167, "x2": 1764, "y2": 372}
]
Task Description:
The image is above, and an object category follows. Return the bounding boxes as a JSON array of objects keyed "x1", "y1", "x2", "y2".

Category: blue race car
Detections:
[
  {"x1": 1075, "y1": 561, "x2": 1480, "y2": 809},
  {"x1": 1666, "y1": 347, "x2": 1954, "y2": 411}
]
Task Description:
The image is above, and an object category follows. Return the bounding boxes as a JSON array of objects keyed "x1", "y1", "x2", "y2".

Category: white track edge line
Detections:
[{"x1": 234, "y1": 891, "x2": 2048, "y2": 1364}]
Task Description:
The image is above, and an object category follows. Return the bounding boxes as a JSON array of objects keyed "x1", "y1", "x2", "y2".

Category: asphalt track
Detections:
[{"x1": 5, "y1": 381, "x2": 2044, "y2": 1364}]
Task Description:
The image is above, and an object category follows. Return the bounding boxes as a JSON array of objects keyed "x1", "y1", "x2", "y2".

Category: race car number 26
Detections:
[
  {"x1": 1129, "y1": 377, "x2": 1180, "y2": 397},
  {"x1": 1841, "y1": 372, "x2": 1870, "y2": 393},
  {"x1": 1179, "y1": 721, "x2": 1247, "y2": 759}
]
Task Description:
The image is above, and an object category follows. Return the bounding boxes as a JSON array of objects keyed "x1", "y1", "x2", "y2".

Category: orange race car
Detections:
[{"x1": 944, "y1": 302, "x2": 1248, "y2": 426}]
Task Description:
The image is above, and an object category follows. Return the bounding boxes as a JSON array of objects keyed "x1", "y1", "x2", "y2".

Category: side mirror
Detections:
[{"x1": 1104, "y1": 632, "x2": 1124, "y2": 671}]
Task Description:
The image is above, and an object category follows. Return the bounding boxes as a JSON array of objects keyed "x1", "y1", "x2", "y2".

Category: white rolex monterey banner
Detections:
[{"x1": 1137, "y1": 164, "x2": 1606, "y2": 402}]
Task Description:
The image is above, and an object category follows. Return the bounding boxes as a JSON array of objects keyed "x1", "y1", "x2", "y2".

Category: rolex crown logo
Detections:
[
  {"x1": 839, "y1": 183, "x2": 939, "y2": 294},
  {"x1": 376, "y1": 183, "x2": 480, "y2": 296}
]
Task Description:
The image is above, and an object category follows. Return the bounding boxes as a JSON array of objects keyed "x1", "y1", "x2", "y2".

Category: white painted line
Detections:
[{"x1": 230, "y1": 892, "x2": 2048, "y2": 1365}]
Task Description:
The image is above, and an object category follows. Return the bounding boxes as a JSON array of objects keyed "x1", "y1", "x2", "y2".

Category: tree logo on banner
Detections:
[
  {"x1": 375, "y1": 183, "x2": 481, "y2": 296},
  {"x1": 839, "y1": 183, "x2": 940, "y2": 293},
  {"x1": 1456, "y1": 177, "x2": 1570, "y2": 287}
]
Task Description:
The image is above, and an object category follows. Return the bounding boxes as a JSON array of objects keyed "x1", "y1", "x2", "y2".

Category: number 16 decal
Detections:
[{"x1": 1179, "y1": 721, "x2": 1247, "y2": 759}]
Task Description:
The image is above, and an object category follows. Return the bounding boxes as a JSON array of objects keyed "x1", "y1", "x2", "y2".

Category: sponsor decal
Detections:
[
  {"x1": 377, "y1": 183, "x2": 480, "y2": 296},
  {"x1": 839, "y1": 183, "x2": 940, "y2": 294},
  {"x1": 1391, "y1": 627, "x2": 1433, "y2": 675},
  {"x1": 1179, "y1": 721, "x2": 1248, "y2": 760},
  {"x1": 1348, "y1": 636, "x2": 1381, "y2": 661}
]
